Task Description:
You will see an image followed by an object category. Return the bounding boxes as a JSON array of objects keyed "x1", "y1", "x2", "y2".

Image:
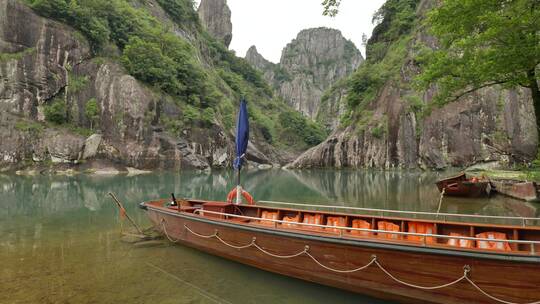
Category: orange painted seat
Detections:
[
  {"x1": 377, "y1": 221, "x2": 401, "y2": 239},
  {"x1": 259, "y1": 211, "x2": 278, "y2": 226},
  {"x1": 447, "y1": 232, "x2": 474, "y2": 248},
  {"x1": 476, "y1": 232, "x2": 512, "y2": 251},
  {"x1": 407, "y1": 222, "x2": 436, "y2": 243},
  {"x1": 281, "y1": 214, "x2": 300, "y2": 228},
  {"x1": 350, "y1": 219, "x2": 372, "y2": 236},
  {"x1": 325, "y1": 216, "x2": 346, "y2": 233},
  {"x1": 302, "y1": 214, "x2": 323, "y2": 230}
]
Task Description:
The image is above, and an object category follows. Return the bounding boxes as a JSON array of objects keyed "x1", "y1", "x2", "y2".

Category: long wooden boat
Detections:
[
  {"x1": 490, "y1": 179, "x2": 540, "y2": 202},
  {"x1": 139, "y1": 198, "x2": 540, "y2": 304},
  {"x1": 436, "y1": 172, "x2": 491, "y2": 197}
]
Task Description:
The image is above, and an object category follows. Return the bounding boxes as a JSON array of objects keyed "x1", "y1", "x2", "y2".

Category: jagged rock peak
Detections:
[
  {"x1": 281, "y1": 27, "x2": 363, "y2": 67},
  {"x1": 197, "y1": 0, "x2": 232, "y2": 48},
  {"x1": 245, "y1": 46, "x2": 273, "y2": 70},
  {"x1": 276, "y1": 27, "x2": 363, "y2": 119}
]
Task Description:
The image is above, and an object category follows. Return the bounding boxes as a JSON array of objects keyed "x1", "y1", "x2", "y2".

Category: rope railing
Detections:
[
  {"x1": 159, "y1": 219, "x2": 540, "y2": 304},
  {"x1": 257, "y1": 200, "x2": 540, "y2": 225},
  {"x1": 190, "y1": 209, "x2": 540, "y2": 254}
]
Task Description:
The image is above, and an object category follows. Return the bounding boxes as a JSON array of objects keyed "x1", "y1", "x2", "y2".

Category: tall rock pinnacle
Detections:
[{"x1": 197, "y1": 0, "x2": 232, "y2": 48}]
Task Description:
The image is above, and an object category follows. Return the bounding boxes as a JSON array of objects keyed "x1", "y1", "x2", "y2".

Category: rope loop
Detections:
[
  {"x1": 171, "y1": 223, "x2": 539, "y2": 304},
  {"x1": 463, "y1": 265, "x2": 471, "y2": 276}
]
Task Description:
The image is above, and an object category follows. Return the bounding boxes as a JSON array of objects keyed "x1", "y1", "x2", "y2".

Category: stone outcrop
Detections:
[
  {"x1": 0, "y1": 0, "x2": 282, "y2": 172},
  {"x1": 245, "y1": 46, "x2": 275, "y2": 79},
  {"x1": 290, "y1": 85, "x2": 538, "y2": 169},
  {"x1": 197, "y1": 0, "x2": 232, "y2": 48},
  {"x1": 289, "y1": 1, "x2": 538, "y2": 169},
  {"x1": 82, "y1": 134, "x2": 102, "y2": 160},
  {"x1": 246, "y1": 28, "x2": 363, "y2": 121},
  {"x1": 0, "y1": 0, "x2": 90, "y2": 118}
]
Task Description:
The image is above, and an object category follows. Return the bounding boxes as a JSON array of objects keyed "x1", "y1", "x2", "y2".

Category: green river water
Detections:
[{"x1": 1, "y1": 170, "x2": 538, "y2": 304}]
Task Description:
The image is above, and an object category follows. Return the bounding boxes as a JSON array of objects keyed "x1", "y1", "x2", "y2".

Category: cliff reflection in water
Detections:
[
  {"x1": 1, "y1": 169, "x2": 539, "y2": 219},
  {"x1": 0, "y1": 170, "x2": 538, "y2": 304}
]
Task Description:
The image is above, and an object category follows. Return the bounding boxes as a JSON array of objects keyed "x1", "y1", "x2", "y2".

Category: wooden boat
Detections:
[
  {"x1": 139, "y1": 198, "x2": 540, "y2": 304},
  {"x1": 490, "y1": 179, "x2": 540, "y2": 202},
  {"x1": 436, "y1": 172, "x2": 491, "y2": 197}
]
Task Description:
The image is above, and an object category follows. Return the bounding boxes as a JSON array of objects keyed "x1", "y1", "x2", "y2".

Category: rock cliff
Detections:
[
  {"x1": 197, "y1": 0, "x2": 232, "y2": 48},
  {"x1": 246, "y1": 28, "x2": 363, "y2": 122},
  {"x1": 289, "y1": 0, "x2": 538, "y2": 169},
  {"x1": 0, "y1": 0, "x2": 285, "y2": 172}
]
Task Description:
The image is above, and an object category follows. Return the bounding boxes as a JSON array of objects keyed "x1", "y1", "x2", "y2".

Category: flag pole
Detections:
[
  {"x1": 234, "y1": 98, "x2": 248, "y2": 205},
  {"x1": 236, "y1": 164, "x2": 241, "y2": 205}
]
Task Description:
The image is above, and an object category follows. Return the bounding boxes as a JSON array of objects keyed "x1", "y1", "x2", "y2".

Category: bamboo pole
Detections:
[
  {"x1": 436, "y1": 188, "x2": 446, "y2": 217},
  {"x1": 108, "y1": 192, "x2": 144, "y2": 235}
]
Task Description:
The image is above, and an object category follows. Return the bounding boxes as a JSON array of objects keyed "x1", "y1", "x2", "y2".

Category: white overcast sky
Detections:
[{"x1": 194, "y1": 0, "x2": 386, "y2": 63}]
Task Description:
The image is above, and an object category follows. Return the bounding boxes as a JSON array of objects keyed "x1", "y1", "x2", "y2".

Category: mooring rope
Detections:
[
  {"x1": 160, "y1": 221, "x2": 540, "y2": 304},
  {"x1": 160, "y1": 219, "x2": 182, "y2": 243},
  {"x1": 146, "y1": 262, "x2": 232, "y2": 304},
  {"x1": 464, "y1": 276, "x2": 540, "y2": 304},
  {"x1": 373, "y1": 260, "x2": 468, "y2": 290}
]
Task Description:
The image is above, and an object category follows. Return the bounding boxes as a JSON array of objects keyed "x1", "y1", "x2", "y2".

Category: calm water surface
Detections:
[{"x1": 1, "y1": 170, "x2": 538, "y2": 304}]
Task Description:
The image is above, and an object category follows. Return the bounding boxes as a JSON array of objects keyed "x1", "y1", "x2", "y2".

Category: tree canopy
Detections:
[
  {"x1": 324, "y1": 0, "x2": 540, "y2": 132},
  {"x1": 416, "y1": 0, "x2": 540, "y2": 127},
  {"x1": 322, "y1": 0, "x2": 340, "y2": 17}
]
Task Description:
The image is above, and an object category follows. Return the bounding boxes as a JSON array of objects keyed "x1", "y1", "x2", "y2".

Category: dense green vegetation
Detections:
[
  {"x1": 0, "y1": 47, "x2": 36, "y2": 62},
  {"x1": 84, "y1": 99, "x2": 99, "y2": 130},
  {"x1": 14, "y1": 120, "x2": 44, "y2": 134},
  {"x1": 330, "y1": 0, "x2": 539, "y2": 137},
  {"x1": 44, "y1": 98, "x2": 68, "y2": 125},
  {"x1": 366, "y1": 0, "x2": 418, "y2": 62},
  {"x1": 278, "y1": 111, "x2": 327, "y2": 146},
  {"x1": 25, "y1": 0, "x2": 325, "y2": 149},
  {"x1": 336, "y1": 0, "x2": 419, "y2": 131}
]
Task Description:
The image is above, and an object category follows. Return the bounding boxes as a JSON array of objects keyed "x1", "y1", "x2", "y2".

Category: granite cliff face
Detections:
[
  {"x1": 246, "y1": 28, "x2": 363, "y2": 122},
  {"x1": 197, "y1": 0, "x2": 232, "y2": 48},
  {"x1": 290, "y1": 85, "x2": 537, "y2": 169},
  {"x1": 289, "y1": 0, "x2": 538, "y2": 169},
  {"x1": 0, "y1": 0, "x2": 282, "y2": 172}
]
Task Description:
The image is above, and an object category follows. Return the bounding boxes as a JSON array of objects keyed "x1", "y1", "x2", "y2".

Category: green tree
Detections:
[
  {"x1": 85, "y1": 98, "x2": 99, "y2": 130},
  {"x1": 121, "y1": 37, "x2": 181, "y2": 94},
  {"x1": 44, "y1": 99, "x2": 67, "y2": 124},
  {"x1": 322, "y1": 0, "x2": 340, "y2": 17},
  {"x1": 416, "y1": 0, "x2": 540, "y2": 130}
]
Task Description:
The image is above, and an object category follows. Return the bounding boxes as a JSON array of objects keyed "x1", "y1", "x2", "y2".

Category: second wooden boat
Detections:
[{"x1": 436, "y1": 172, "x2": 491, "y2": 197}]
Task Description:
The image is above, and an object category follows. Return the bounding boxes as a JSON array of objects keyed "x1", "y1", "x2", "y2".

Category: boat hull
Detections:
[
  {"x1": 144, "y1": 206, "x2": 540, "y2": 304},
  {"x1": 436, "y1": 173, "x2": 490, "y2": 197}
]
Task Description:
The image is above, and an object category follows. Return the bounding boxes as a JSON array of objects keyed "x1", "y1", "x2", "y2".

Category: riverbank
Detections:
[{"x1": 467, "y1": 168, "x2": 540, "y2": 183}]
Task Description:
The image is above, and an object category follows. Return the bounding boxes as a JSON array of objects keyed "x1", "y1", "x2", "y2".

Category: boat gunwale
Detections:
[
  {"x1": 436, "y1": 172, "x2": 467, "y2": 182},
  {"x1": 143, "y1": 201, "x2": 540, "y2": 262},
  {"x1": 256, "y1": 200, "x2": 540, "y2": 226},
  {"x1": 191, "y1": 208, "x2": 540, "y2": 246},
  {"x1": 146, "y1": 198, "x2": 540, "y2": 230}
]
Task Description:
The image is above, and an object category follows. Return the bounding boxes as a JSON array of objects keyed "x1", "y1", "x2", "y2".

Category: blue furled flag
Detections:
[{"x1": 233, "y1": 99, "x2": 249, "y2": 170}]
